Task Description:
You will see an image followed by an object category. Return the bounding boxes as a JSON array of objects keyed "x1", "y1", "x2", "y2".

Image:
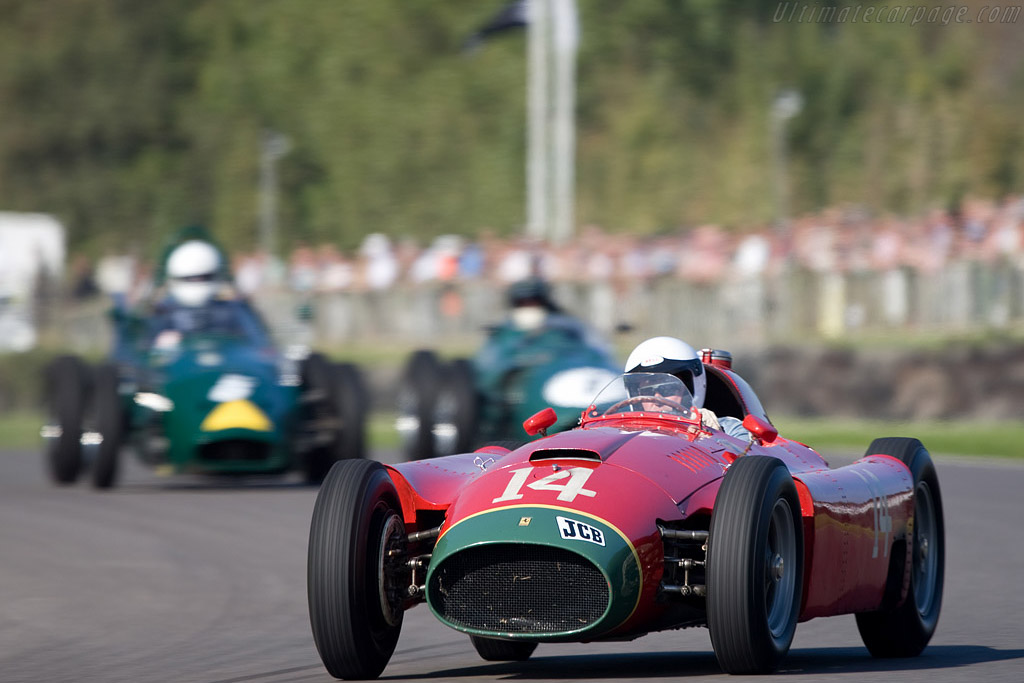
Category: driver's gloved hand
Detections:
[{"x1": 698, "y1": 408, "x2": 721, "y2": 431}]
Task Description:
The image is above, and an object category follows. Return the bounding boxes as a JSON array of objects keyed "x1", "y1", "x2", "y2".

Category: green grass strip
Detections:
[
  {"x1": 772, "y1": 416, "x2": 1024, "y2": 460},
  {"x1": 5, "y1": 411, "x2": 1020, "y2": 460},
  {"x1": 0, "y1": 411, "x2": 42, "y2": 451}
]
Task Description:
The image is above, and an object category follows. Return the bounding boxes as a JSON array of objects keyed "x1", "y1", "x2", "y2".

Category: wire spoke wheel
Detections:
[
  {"x1": 912, "y1": 480, "x2": 938, "y2": 617},
  {"x1": 765, "y1": 497, "x2": 798, "y2": 638}
]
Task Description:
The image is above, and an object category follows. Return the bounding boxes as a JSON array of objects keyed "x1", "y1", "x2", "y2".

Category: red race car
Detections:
[{"x1": 307, "y1": 354, "x2": 944, "y2": 679}]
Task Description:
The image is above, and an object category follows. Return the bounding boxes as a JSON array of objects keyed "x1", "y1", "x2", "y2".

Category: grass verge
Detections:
[
  {"x1": 1, "y1": 410, "x2": 405, "y2": 452},
  {"x1": 772, "y1": 416, "x2": 1024, "y2": 460},
  {"x1": 4, "y1": 411, "x2": 1020, "y2": 460},
  {"x1": 0, "y1": 411, "x2": 42, "y2": 451}
]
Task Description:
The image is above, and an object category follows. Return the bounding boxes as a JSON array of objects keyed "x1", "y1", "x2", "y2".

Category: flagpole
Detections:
[
  {"x1": 526, "y1": 0, "x2": 550, "y2": 241},
  {"x1": 550, "y1": 0, "x2": 578, "y2": 245}
]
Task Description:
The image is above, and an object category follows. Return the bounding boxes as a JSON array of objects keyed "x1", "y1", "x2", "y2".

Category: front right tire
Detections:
[
  {"x1": 308, "y1": 460, "x2": 407, "y2": 680},
  {"x1": 433, "y1": 358, "x2": 478, "y2": 455},
  {"x1": 706, "y1": 455, "x2": 804, "y2": 674},
  {"x1": 396, "y1": 350, "x2": 444, "y2": 460},
  {"x1": 302, "y1": 354, "x2": 368, "y2": 483}
]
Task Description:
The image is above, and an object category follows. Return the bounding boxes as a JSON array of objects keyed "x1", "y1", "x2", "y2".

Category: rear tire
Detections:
[
  {"x1": 91, "y1": 363, "x2": 125, "y2": 489},
  {"x1": 308, "y1": 460, "x2": 406, "y2": 679},
  {"x1": 44, "y1": 355, "x2": 89, "y2": 485},
  {"x1": 707, "y1": 456, "x2": 804, "y2": 674},
  {"x1": 396, "y1": 350, "x2": 444, "y2": 460},
  {"x1": 856, "y1": 437, "x2": 944, "y2": 658},
  {"x1": 469, "y1": 635, "x2": 537, "y2": 661}
]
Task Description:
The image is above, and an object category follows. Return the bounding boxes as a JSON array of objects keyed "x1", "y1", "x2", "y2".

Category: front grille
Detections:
[
  {"x1": 198, "y1": 439, "x2": 270, "y2": 462},
  {"x1": 430, "y1": 543, "x2": 609, "y2": 634}
]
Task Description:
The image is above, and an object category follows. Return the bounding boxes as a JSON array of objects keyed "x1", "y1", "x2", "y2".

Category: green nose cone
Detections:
[{"x1": 426, "y1": 506, "x2": 641, "y2": 641}]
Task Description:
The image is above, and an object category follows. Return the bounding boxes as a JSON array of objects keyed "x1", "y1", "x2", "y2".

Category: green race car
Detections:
[
  {"x1": 396, "y1": 279, "x2": 620, "y2": 460},
  {"x1": 42, "y1": 231, "x2": 367, "y2": 488}
]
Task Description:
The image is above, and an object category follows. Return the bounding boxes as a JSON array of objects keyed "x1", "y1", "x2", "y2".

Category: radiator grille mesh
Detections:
[{"x1": 430, "y1": 543, "x2": 609, "y2": 634}]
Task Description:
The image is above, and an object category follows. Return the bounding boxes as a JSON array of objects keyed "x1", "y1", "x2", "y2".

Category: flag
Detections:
[{"x1": 462, "y1": 0, "x2": 529, "y2": 53}]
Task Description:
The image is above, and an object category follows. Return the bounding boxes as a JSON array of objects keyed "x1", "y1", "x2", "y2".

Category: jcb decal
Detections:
[{"x1": 556, "y1": 516, "x2": 605, "y2": 546}]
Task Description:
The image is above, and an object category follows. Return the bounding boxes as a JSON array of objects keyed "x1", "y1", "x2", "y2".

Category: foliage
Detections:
[{"x1": 0, "y1": 0, "x2": 1021, "y2": 254}]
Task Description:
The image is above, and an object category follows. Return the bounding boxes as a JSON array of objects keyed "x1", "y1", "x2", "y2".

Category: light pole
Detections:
[
  {"x1": 259, "y1": 129, "x2": 291, "y2": 261},
  {"x1": 771, "y1": 89, "x2": 802, "y2": 229}
]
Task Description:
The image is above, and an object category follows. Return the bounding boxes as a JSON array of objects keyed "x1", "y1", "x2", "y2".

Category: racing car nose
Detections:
[
  {"x1": 199, "y1": 399, "x2": 272, "y2": 432},
  {"x1": 426, "y1": 506, "x2": 641, "y2": 641}
]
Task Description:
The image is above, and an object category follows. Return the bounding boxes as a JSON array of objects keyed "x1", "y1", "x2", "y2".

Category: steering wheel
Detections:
[{"x1": 604, "y1": 395, "x2": 686, "y2": 414}]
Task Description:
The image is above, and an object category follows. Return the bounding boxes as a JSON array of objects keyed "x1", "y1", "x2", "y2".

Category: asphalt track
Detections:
[{"x1": 1, "y1": 446, "x2": 1023, "y2": 683}]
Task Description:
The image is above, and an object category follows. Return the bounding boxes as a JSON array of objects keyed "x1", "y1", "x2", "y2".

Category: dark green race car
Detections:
[
  {"x1": 43, "y1": 299, "x2": 367, "y2": 489},
  {"x1": 396, "y1": 310, "x2": 620, "y2": 460},
  {"x1": 42, "y1": 231, "x2": 367, "y2": 489}
]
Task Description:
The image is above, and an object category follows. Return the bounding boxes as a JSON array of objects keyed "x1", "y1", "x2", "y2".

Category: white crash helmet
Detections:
[
  {"x1": 508, "y1": 277, "x2": 556, "y2": 331},
  {"x1": 624, "y1": 336, "x2": 706, "y2": 408},
  {"x1": 166, "y1": 240, "x2": 221, "y2": 307}
]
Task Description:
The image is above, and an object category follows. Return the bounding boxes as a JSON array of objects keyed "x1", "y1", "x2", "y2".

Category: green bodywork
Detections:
[
  {"x1": 471, "y1": 317, "x2": 620, "y2": 442},
  {"x1": 426, "y1": 505, "x2": 642, "y2": 641},
  {"x1": 106, "y1": 226, "x2": 309, "y2": 474},
  {"x1": 134, "y1": 335, "x2": 302, "y2": 474}
]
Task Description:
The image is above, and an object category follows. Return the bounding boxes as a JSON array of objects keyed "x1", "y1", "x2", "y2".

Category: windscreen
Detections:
[{"x1": 587, "y1": 372, "x2": 696, "y2": 420}]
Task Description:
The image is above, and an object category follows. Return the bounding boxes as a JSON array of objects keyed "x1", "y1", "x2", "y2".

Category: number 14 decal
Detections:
[{"x1": 492, "y1": 467, "x2": 598, "y2": 503}]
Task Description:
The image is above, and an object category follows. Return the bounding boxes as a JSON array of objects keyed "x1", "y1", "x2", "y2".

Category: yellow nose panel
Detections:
[{"x1": 200, "y1": 399, "x2": 272, "y2": 432}]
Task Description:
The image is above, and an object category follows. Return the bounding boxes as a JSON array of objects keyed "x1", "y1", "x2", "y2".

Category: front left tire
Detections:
[{"x1": 308, "y1": 460, "x2": 407, "y2": 680}]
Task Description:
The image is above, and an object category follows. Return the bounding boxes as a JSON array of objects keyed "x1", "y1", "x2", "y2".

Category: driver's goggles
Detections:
[{"x1": 638, "y1": 386, "x2": 679, "y2": 398}]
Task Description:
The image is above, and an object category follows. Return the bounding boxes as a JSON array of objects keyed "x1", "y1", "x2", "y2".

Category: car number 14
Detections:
[{"x1": 492, "y1": 467, "x2": 598, "y2": 503}]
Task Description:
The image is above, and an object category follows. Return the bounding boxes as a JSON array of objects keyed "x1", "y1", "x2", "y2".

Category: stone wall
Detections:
[
  {"x1": 6, "y1": 342, "x2": 1024, "y2": 421},
  {"x1": 732, "y1": 343, "x2": 1024, "y2": 421}
]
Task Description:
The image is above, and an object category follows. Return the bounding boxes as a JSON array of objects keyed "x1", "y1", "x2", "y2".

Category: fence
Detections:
[{"x1": 49, "y1": 258, "x2": 1024, "y2": 355}]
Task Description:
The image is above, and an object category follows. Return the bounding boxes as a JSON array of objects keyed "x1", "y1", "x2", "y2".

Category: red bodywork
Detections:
[{"x1": 384, "y1": 364, "x2": 915, "y2": 634}]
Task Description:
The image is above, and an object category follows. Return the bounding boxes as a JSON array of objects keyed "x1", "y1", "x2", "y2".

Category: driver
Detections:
[
  {"x1": 506, "y1": 276, "x2": 561, "y2": 332},
  {"x1": 149, "y1": 239, "x2": 269, "y2": 346},
  {"x1": 639, "y1": 384, "x2": 687, "y2": 413},
  {"x1": 624, "y1": 336, "x2": 751, "y2": 442}
]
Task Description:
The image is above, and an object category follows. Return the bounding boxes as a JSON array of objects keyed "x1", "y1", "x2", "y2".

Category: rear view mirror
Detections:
[
  {"x1": 523, "y1": 407, "x2": 558, "y2": 436},
  {"x1": 742, "y1": 414, "x2": 778, "y2": 444}
]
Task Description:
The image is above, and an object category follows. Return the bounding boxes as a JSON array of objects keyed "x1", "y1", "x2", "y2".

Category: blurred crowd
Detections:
[{"x1": 73, "y1": 195, "x2": 1024, "y2": 303}]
